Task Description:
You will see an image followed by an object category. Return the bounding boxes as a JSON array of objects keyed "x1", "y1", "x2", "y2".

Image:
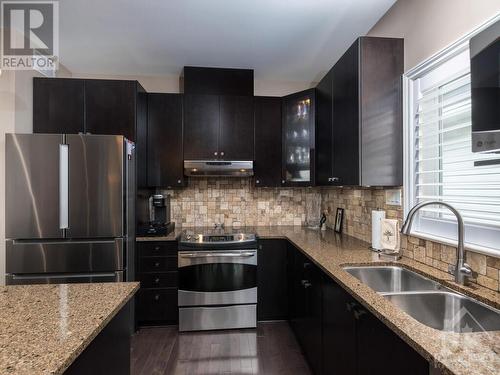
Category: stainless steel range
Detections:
[{"x1": 178, "y1": 228, "x2": 258, "y2": 332}]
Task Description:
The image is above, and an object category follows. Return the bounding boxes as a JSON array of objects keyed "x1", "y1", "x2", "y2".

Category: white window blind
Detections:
[{"x1": 406, "y1": 46, "x2": 500, "y2": 252}]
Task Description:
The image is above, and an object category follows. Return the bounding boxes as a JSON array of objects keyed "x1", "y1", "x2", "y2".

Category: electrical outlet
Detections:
[{"x1": 385, "y1": 189, "x2": 402, "y2": 206}]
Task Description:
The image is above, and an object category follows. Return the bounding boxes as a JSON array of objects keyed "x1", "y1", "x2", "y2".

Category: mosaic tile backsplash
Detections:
[
  {"x1": 161, "y1": 178, "x2": 321, "y2": 228},
  {"x1": 157, "y1": 179, "x2": 499, "y2": 292},
  {"x1": 320, "y1": 187, "x2": 500, "y2": 292}
]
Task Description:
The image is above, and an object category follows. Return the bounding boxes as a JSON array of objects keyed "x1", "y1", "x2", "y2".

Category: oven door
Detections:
[{"x1": 178, "y1": 249, "x2": 257, "y2": 306}]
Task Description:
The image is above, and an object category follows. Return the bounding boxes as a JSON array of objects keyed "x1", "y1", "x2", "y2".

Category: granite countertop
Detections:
[
  {"x1": 138, "y1": 226, "x2": 500, "y2": 375},
  {"x1": 0, "y1": 282, "x2": 139, "y2": 375}
]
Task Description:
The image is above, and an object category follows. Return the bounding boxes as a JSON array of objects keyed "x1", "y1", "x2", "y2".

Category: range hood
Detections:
[{"x1": 184, "y1": 160, "x2": 254, "y2": 177}]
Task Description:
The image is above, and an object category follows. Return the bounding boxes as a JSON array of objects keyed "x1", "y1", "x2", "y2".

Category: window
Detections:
[{"x1": 404, "y1": 24, "x2": 500, "y2": 254}]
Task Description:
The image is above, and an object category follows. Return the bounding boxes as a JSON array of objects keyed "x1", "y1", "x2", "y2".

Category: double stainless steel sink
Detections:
[{"x1": 343, "y1": 266, "x2": 500, "y2": 333}]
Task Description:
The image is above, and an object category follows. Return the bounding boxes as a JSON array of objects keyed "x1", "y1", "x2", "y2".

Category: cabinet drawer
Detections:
[
  {"x1": 139, "y1": 272, "x2": 178, "y2": 288},
  {"x1": 137, "y1": 241, "x2": 177, "y2": 257},
  {"x1": 139, "y1": 257, "x2": 177, "y2": 272},
  {"x1": 136, "y1": 288, "x2": 178, "y2": 323}
]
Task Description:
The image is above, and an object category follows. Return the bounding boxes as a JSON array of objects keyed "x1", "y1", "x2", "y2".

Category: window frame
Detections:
[{"x1": 403, "y1": 14, "x2": 500, "y2": 258}]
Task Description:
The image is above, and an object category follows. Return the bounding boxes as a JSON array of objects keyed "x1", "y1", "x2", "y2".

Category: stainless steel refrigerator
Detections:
[{"x1": 5, "y1": 133, "x2": 135, "y2": 285}]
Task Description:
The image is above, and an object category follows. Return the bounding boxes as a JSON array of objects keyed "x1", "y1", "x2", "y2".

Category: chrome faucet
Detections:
[{"x1": 401, "y1": 201, "x2": 473, "y2": 285}]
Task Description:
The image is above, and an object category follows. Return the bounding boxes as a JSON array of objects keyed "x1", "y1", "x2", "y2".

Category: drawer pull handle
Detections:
[
  {"x1": 154, "y1": 246, "x2": 160, "y2": 251},
  {"x1": 154, "y1": 278, "x2": 160, "y2": 284},
  {"x1": 154, "y1": 262, "x2": 160, "y2": 267},
  {"x1": 180, "y1": 252, "x2": 255, "y2": 258},
  {"x1": 154, "y1": 294, "x2": 160, "y2": 301}
]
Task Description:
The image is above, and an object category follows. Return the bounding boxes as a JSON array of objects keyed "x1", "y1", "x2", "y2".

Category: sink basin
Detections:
[
  {"x1": 384, "y1": 291, "x2": 500, "y2": 333},
  {"x1": 343, "y1": 266, "x2": 442, "y2": 293}
]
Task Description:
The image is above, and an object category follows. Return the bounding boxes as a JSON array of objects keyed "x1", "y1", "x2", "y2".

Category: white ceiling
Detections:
[{"x1": 59, "y1": 0, "x2": 396, "y2": 82}]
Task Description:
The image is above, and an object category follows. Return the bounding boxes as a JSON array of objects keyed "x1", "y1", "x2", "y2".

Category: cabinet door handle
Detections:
[
  {"x1": 214, "y1": 151, "x2": 218, "y2": 156},
  {"x1": 256, "y1": 179, "x2": 260, "y2": 184},
  {"x1": 281, "y1": 179, "x2": 285, "y2": 184},
  {"x1": 353, "y1": 308, "x2": 367, "y2": 320},
  {"x1": 154, "y1": 262, "x2": 160, "y2": 267},
  {"x1": 346, "y1": 302, "x2": 356, "y2": 312},
  {"x1": 177, "y1": 179, "x2": 182, "y2": 184},
  {"x1": 220, "y1": 151, "x2": 225, "y2": 156},
  {"x1": 301, "y1": 279, "x2": 312, "y2": 288},
  {"x1": 154, "y1": 246, "x2": 160, "y2": 251},
  {"x1": 303, "y1": 262, "x2": 311, "y2": 269},
  {"x1": 328, "y1": 177, "x2": 340, "y2": 183},
  {"x1": 154, "y1": 277, "x2": 160, "y2": 284},
  {"x1": 154, "y1": 294, "x2": 160, "y2": 301}
]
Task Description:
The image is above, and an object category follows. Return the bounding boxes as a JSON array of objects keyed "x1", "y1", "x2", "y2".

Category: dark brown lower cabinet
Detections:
[
  {"x1": 322, "y1": 277, "x2": 357, "y2": 375},
  {"x1": 65, "y1": 301, "x2": 132, "y2": 375},
  {"x1": 356, "y1": 308, "x2": 429, "y2": 375},
  {"x1": 136, "y1": 241, "x2": 178, "y2": 326},
  {"x1": 288, "y1": 243, "x2": 322, "y2": 375},
  {"x1": 322, "y1": 276, "x2": 428, "y2": 375},
  {"x1": 257, "y1": 239, "x2": 288, "y2": 320},
  {"x1": 283, "y1": 241, "x2": 428, "y2": 375}
]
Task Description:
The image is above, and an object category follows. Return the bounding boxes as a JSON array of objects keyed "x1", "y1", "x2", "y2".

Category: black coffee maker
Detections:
[{"x1": 137, "y1": 193, "x2": 174, "y2": 236}]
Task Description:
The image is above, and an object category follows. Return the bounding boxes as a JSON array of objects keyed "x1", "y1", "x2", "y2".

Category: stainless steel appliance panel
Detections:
[
  {"x1": 184, "y1": 160, "x2": 254, "y2": 177},
  {"x1": 470, "y1": 19, "x2": 500, "y2": 153},
  {"x1": 6, "y1": 238, "x2": 123, "y2": 274},
  {"x1": 6, "y1": 271, "x2": 123, "y2": 285},
  {"x1": 5, "y1": 134, "x2": 63, "y2": 239},
  {"x1": 178, "y1": 287, "x2": 257, "y2": 306},
  {"x1": 178, "y1": 250, "x2": 257, "y2": 267},
  {"x1": 179, "y1": 304, "x2": 257, "y2": 332},
  {"x1": 66, "y1": 134, "x2": 124, "y2": 238}
]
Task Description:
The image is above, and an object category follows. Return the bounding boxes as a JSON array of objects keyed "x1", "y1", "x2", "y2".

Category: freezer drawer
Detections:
[
  {"x1": 6, "y1": 239, "x2": 124, "y2": 274},
  {"x1": 5, "y1": 134, "x2": 64, "y2": 239},
  {"x1": 179, "y1": 304, "x2": 257, "y2": 332},
  {"x1": 6, "y1": 271, "x2": 124, "y2": 285}
]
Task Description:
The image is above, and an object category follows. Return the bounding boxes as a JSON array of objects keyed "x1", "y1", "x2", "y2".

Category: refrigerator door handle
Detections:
[{"x1": 59, "y1": 144, "x2": 69, "y2": 229}]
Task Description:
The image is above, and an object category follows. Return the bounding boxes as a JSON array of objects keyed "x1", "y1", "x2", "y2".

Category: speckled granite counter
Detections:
[
  {"x1": 138, "y1": 226, "x2": 499, "y2": 375},
  {"x1": 0, "y1": 282, "x2": 139, "y2": 375}
]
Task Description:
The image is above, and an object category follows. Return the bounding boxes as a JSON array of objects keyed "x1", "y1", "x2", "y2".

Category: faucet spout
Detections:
[{"x1": 401, "y1": 201, "x2": 471, "y2": 285}]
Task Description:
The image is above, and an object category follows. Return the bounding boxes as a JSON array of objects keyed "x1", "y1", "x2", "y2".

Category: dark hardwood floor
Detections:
[{"x1": 131, "y1": 321, "x2": 312, "y2": 375}]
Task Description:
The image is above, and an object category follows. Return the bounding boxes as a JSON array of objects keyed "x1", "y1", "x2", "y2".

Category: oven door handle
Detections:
[{"x1": 180, "y1": 252, "x2": 256, "y2": 258}]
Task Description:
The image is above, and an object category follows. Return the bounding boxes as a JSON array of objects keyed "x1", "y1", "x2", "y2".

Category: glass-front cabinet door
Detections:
[{"x1": 282, "y1": 89, "x2": 315, "y2": 186}]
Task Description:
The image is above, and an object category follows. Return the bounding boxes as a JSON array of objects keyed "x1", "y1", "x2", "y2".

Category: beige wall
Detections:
[{"x1": 368, "y1": 0, "x2": 500, "y2": 70}]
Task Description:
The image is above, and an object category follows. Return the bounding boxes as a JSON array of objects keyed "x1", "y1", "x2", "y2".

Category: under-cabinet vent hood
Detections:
[{"x1": 184, "y1": 160, "x2": 254, "y2": 177}]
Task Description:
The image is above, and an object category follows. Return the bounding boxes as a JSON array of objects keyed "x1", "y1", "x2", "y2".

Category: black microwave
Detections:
[{"x1": 470, "y1": 19, "x2": 500, "y2": 153}]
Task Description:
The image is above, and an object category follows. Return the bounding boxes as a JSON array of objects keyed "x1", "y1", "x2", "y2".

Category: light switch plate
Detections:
[{"x1": 385, "y1": 189, "x2": 402, "y2": 206}]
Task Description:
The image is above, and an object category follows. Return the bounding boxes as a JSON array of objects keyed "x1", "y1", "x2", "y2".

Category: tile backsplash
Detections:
[
  {"x1": 320, "y1": 187, "x2": 500, "y2": 292},
  {"x1": 158, "y1": 179, "x2": 499, "y2": 292},
  {"x1": 161, "y1": 178, "x2": 321, "y2": 228}
]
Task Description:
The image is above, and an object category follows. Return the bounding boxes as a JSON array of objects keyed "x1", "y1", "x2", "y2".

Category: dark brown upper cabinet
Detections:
[
  {"x1": 183, "y1": 94, "x2": 254, "y2": 161},
  {"x1": 33, "y1": 78, "x2": 145, "y2": 143},
  {"x1": 33, "y1": 78, "x2": 85, "y2": 134},
  {"x1": 147, "y1": 93, "x2": 185, "y2": 188},
  {"x1": 282, "y1": 88, "x2": 316, "y2": 187},
  {"x1": 183, "y1": 94, "x2": 220, "y2": 160},
  {"x1": 316, "y1": 67, "x2": 334, "y2": 186},
  {"x1": 33, "y1": 77, "x2": 147, "y2": 185},
  {"x1": 315, "y1": 36, "x2": 404, "y2": 187},
  {"x1": 182, "y1": 66, "x2": 253, "y2": 96},
  {"x1": 84, "y1": 80, "x2": 141, "y2": 142},
  {"x1": 254, "y1": 96, "x2": 282, "y2": 187},
  {"x1": 219, "y1": 95, "x2": 254, "y2": 160}
]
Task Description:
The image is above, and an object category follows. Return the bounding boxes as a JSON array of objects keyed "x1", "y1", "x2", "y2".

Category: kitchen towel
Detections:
[
  {"x1": 380, "y1": 219, "x2": 400, "y2": 252},
  {"x1": 371, "y1": 210, "x2": 386, "y2": 250}
]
